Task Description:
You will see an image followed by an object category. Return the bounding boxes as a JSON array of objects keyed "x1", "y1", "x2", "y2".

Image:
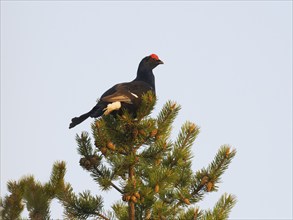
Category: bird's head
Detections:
[{"x1": 139, "y1": 54, "x2": 164, "y2": 70}]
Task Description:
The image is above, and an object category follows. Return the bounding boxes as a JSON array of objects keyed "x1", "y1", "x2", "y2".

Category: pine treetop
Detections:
[{"x1": 1, "y1": 92, "x2": 237, "y2": 220}]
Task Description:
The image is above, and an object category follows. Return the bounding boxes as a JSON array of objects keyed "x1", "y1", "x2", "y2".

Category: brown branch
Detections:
[
  {"x1": 192, "y1": 183, "x2": 206, "y2": 197},
  {"x1": 95, "y1": 212, "x2": 110, "y2": 220},
  {"x1": 110, "y1": 182, "x2": 123, "y2": 194},
  {"x1": 128, "y1": 165, "x2": 135, "y2": 220}
]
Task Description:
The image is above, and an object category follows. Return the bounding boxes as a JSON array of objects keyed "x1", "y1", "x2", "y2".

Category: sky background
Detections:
[{"x1": 1, "y1": 1, "x2": 292, "y2": 219}]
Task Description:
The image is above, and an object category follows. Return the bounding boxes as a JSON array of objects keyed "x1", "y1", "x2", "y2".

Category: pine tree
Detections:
[{"x1": 1, "y1": 92, "x2": 237, "y2": 219}]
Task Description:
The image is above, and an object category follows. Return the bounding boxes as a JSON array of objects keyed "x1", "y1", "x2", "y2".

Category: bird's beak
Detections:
[{"x1": 157, "y1": 59, "x2": 164, "y2": 65}]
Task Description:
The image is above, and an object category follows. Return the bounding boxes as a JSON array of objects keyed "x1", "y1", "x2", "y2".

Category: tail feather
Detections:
[
  {"x1": 69, "y1": 104, "x2": 105, "y2": 129},
  {"x1": 69, "y1": 111, "x2": 92, "y2": 129}
]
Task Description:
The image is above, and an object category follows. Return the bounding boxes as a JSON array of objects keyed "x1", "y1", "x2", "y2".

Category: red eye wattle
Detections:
[{"x1": 150, "y1": 54, "x2": 159, "y2": 60}]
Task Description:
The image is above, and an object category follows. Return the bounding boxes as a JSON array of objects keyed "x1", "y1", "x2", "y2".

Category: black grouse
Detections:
[{"x1": 69, "y1": 54, "x2": 163, "y2": 129}]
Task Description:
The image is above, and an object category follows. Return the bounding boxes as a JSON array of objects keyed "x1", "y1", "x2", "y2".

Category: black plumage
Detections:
[{"x1": 69, "y1": 54, "x2": 163, "y2": 129}]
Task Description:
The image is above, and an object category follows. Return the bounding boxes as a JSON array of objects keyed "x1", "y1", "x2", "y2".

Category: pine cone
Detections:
[
  {"x1": 134, "y1": 192, "x2": 140, "y2": 199},
  {"x1": 150, "y1": 129, "x2": 158, "y2": 137},
  {"x1": 100, "y1": 147, "x2": 107, "y2": 155},
  {"x1": 79, "y1": 157, "x2": 86, "y2": 167},
  {"x1": 155, "y1": 184, "x2": 159, "y2": 193},
  {"x1": 89, "y1": 155, "x2": 100, "y2": 166},
  {"x1": 206, "y1": 182, "x2": 213, "y2": 192},
  {"x1": 107, "y1": 141, "x2": 116, "y2": 151},
  {"x1": 131, "y1": 195, "x2": 137, "y2": 203},
  {"x1": 84, "y1": 159, "x2": 91, "y2": 170},
  {"x1": 200, "y1": 176, "x2": 209, "y2": 185},
  {"x1": 183, "y1": 198, "x2": 191, "y2": 205}
]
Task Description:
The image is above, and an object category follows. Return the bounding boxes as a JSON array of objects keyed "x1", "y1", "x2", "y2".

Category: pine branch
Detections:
[
  {"x1": 3, "y1": 176, "x2": 52, "y2": 219},
  {"x1": 174, "y1": 122, "x2": 199, "y2": 149},
  {"x1": 160, "y1": 122, "x2": 199, "y2": 206},
  {"x1": 95, "y1": 212, "x2": 111, "y2": 220},
  {"x1": 0, "y1": 181, "x2": 24, "y2": 220},
  {"x1": 156, "y1": 101, "x2": 181, "y2": 140},
  {"x1": 94, "y1": 166, "x2": 123, "y2": 194},
  {"x1": 191, "y1": 146, "x2": 236, "y2": 202},
  {"x1": 177, "y1": 207, "x2": 203, "y2": 220},
  {"x1": 58, "y1": 184, "x2": 104, "y2": 220},
  {"x1": 94, "y1": 165, "x2": 114, "y2": 190},
  {"x1": 0, "y1": 161, "x2": 68, "y2": 220},
  {"x1": 76, "y1": 132, "x2": 94, "y2": 157},
  {"x1": 112, "y1": 202, "x2": 128, "y2": 220},
  {"x1": 208, "y1": 146, "x2": 236, "y2": 178},
  {"x1": 135, "y1": 91, "x2": 157, "y2": 121},
  {"x1": 76, "y1": 132, "x2": 123, "y2": 194},
  {"x1": 201, "y1": 193, "x2": 237, "y2": 220},
  {"x1": 167, "y1": 122, "x2": 199, "y2": 169},
  {"x1": 46, "y1": 161, "x2": 67, "y2": 196}
]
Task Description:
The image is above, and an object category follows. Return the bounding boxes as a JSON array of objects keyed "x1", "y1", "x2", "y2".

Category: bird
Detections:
[{"x1": 69, "y1": 54, "x2": 163, "y2": 129}]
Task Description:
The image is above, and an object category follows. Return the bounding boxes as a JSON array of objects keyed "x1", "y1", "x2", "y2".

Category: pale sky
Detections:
[{"x1": 1, "y1": 1, "x2": 292, "y2": 219}]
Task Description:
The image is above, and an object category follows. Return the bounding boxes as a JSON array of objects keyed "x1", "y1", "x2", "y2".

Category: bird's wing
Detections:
[
  {"x1": 101, "y1": 93, "x2": 132, "y2": 103},
  {"x1": 101, "y1": 83, "x2": 133, "y2": 104}
]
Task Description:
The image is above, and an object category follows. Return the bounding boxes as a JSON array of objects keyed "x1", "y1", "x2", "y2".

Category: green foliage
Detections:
[
  {"x1": 201, "y1": 193, "x2": 237, "y2": 220},
  {"x1": 0, "y1": 162, "x2": 66, "y2": 220},
  {"x1": 190, "y1": 145, "x2": 237, "y2": 205},
  {"x1": 58, "y1": 185, "x2": 104, "y2": 219},
  {"x1": 0, "y1": 183, "x2": 24, "y2": 220},
  {"x1": 112, "y1": 202, "x2": 128, "y2": 220},
  {"x1": 1, "y1": 91, "x2": 237, "y2": 220},
  {"x1": 75, "y1": 92, "x2": 237, "y2": 219}
]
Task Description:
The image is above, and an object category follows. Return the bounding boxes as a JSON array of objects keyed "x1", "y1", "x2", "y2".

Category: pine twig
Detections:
[
  {"x1": 193, "y1": 183, "x2": 206, "y2": 196},
  {"x1": 93, "y1": 166, "x2": 123, "y2": 194},
  {"x1": 95, "y1": 212, "x2": 111, "y2": 220}
]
